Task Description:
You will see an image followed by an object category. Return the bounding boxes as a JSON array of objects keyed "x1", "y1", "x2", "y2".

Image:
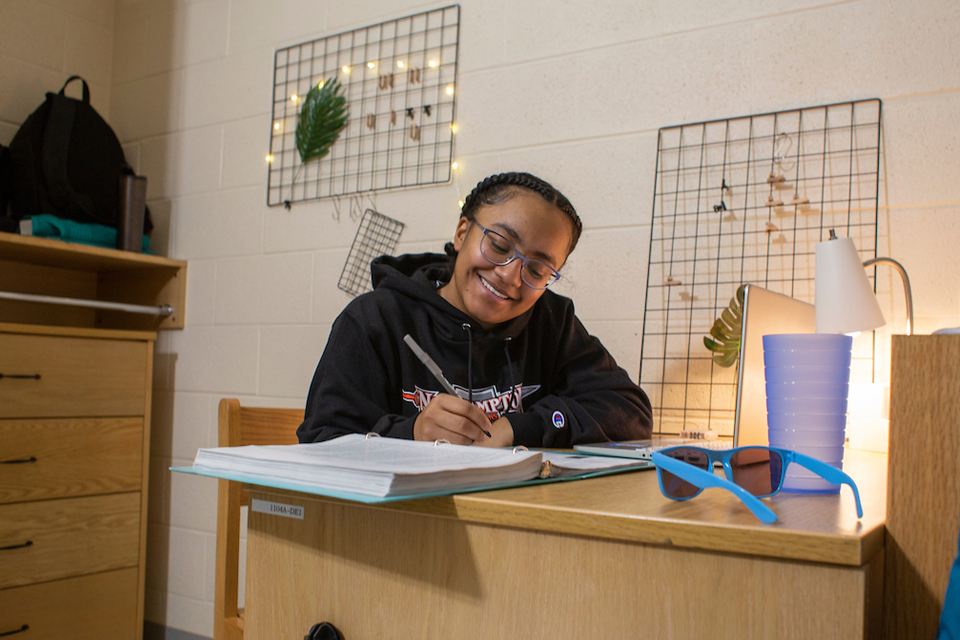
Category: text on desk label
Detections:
[{"x1": 251, "y1": 498, "x2": 304, "y2": 520}]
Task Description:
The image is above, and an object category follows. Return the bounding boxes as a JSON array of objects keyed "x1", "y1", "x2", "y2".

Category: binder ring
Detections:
[
  {"x1": 365, "y1": 432, "x2": 381, "y2": 439},
  {"x1": 434, "y1": 439, "x2": 450, "y2": 446},
  {"x1": 512, "y1": 445, "x2": 529, "y2": 454}
]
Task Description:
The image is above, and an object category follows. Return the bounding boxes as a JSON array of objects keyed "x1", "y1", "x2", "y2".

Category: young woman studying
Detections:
[{"x1": 297, "y1": 172, "x2": 653, "y2": 447}]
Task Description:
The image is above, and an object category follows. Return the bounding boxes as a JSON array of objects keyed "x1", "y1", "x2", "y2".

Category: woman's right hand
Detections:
[{"x1": 414, "y1": 394, "x2": 492, "y2": 445}]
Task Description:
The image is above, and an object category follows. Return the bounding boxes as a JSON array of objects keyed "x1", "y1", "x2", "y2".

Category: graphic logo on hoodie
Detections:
[
  {"x1": 402, "y1": 383, "x2": 540, "y2": 421},
  {"x1": 551, "y1": 411, "x2": 565, "y2": 429}
]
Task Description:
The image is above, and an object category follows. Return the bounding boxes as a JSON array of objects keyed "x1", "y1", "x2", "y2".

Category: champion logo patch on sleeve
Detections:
[{"x1": 551, "y1": 411, "x2": 565, "y2": 429}]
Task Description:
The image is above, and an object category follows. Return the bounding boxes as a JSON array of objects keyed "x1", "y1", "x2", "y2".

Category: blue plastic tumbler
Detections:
[{"x1": 763, "y1": 333, "x2": 853, "y2": 494}]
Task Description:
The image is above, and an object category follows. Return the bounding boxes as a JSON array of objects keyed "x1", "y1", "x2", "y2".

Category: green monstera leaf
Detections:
[
  {"x1": 296, "y1": 77, "x2": 348, "y2": 164},
  {"x1": 703, "y1": 284, "x2": 746, "y2": 368},
  {"x1": 286, "y1": 77, "x2": 348, "y2": 207}
]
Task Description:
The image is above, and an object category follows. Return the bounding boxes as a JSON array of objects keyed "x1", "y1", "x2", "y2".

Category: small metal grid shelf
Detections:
[{"x1": 338, "y1": 209, "x2": 406, "y2": 297}]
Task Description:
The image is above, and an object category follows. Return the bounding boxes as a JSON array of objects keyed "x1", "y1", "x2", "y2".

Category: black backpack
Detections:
[{"x1": 2, "y1": 76, "x2": 151, "y2": 233}]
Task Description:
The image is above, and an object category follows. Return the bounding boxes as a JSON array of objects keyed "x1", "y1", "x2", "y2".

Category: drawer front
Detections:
[
  {"x1": 0, "y1": 333, "x2": 147, "y2": 418},
  {"x1": 0, "y1": 417, "x2": 143, "y2": 505},
  {"x1": 0, "y1": 492, "x2": 140, "y2": 589},
  {"x1": 0, "y1": 567, "x2": 139, "y2": 640}
]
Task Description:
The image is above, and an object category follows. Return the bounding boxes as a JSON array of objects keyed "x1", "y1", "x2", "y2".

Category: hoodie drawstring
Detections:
[
  {"x1": 462, "y1": 325, "x2": 520, "y2": 415},
  {"x1": 461, "y1": 323, "x2": 474, "y2": 404},
  {"x1": 503, "y1": 337, "x2": 520, "y2": 413}
]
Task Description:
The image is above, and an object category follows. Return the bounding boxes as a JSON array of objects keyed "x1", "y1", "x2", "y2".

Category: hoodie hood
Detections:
[{"x1": 370, "y1": 252, "x2": 534, "y2": 341}]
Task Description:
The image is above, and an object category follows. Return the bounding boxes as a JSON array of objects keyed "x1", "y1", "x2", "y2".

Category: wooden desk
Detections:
[{"x1": 243, "y1": 450, "x2": 886, "y2": 639}]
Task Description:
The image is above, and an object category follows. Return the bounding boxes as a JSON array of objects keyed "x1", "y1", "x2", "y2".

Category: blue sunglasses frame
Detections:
[{"x1": 651, "y1": 445, "x2": 864, "y2": 524}]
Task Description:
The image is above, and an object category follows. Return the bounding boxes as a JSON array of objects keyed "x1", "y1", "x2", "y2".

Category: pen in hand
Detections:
[{"x1": 402, "y1": 333, "x2": 492, "y2": 439}]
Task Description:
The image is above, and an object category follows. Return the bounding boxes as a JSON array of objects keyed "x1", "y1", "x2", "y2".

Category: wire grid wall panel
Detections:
[
  {"x1": 338, "y1": 209, "x2": 406, "y2": 297},
  {"x1": 267, "y1": 5, "x2": 460, "y2": 206},
  {"x1": 639, "y1": 99, "x2": 881, "y2": 435}
]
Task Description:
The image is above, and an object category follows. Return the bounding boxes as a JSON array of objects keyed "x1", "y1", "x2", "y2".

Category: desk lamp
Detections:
[
  {"x1": 815, "y1": 229, "x2": 914, "y2": 336},
  {"x1": 815, "y1": 229, "x2": 914, "y2": 453}
]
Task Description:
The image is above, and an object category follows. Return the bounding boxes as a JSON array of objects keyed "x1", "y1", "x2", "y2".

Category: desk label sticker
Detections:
[{"x1": 251, "y1": 498, "x2": 304, "y2": 520}]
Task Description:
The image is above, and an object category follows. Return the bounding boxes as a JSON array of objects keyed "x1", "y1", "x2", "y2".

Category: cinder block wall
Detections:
[
  {"x1": 0, "y1": 0, "x2": 116, "y2": 143},
  {"x1": 3, "y1": 1, "x2": 960, "y2": 637}
]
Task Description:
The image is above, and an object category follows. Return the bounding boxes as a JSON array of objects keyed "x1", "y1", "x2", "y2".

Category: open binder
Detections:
[{"x1": 171, "y1": 433, "x2": 651, "y2": 504}]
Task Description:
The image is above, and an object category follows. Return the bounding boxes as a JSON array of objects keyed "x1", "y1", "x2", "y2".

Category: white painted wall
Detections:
[{"x1": 3, "y1": 0, "x2": 960, "y2": 636}]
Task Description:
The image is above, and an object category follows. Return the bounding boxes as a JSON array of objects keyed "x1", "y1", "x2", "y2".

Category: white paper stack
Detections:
[
  {"x1": 191, "y1": 435, "x2": 647, "y2": 498},
  {"x1": 193, "y1": 434, "x2": 543, "y2": 497}
]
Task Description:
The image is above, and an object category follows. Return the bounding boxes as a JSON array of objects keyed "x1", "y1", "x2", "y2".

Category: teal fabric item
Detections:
[
  {"x1": 29, "y1": 213, "x2": 150, "y2": 252},
  {"x1": 937, "y1": 515, "x2": 960, "y2": 639}
]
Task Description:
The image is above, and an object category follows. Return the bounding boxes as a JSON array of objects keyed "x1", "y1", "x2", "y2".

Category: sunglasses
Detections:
[{"x1": 651, "y1": 445, "x2": 863, "y2": 524}]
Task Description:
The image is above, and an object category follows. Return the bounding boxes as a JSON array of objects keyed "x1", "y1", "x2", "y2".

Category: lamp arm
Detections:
[{"x1": 863, "y1": 256, "x2": 913, "y2": 336}]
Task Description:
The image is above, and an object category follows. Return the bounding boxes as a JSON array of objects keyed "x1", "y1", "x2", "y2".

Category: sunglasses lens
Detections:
[
  {"x1": 660, "y1": 448, "x2": 711, "y2": 499},
  {"x1": 729, "y1": 448, "x2": 784, "y2": 496},
  {"x1": 658, "y1": 468, "x2": 699, "y2": 498}
]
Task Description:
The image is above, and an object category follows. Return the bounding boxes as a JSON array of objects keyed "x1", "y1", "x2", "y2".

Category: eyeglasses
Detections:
[
  {"x1": 651, "y1": 445, "x2": 863, "y2": 523},
  {"x1": 472, "y1": 222, "x2": 561, "y2": 290}
]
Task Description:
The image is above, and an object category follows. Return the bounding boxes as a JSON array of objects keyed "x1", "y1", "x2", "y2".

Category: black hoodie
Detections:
[{"x1": 297, "y1": 253, "x2": 653, "y2": 447}]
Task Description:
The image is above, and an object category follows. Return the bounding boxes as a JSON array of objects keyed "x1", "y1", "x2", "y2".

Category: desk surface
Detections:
[{"x1": 254, "y1": 448, "x2": 886, "y2": 567}]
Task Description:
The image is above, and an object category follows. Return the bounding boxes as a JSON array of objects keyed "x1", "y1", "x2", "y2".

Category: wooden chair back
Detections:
[{"x1": 214, "y1": 398, "x2": 302, "y2": 640}]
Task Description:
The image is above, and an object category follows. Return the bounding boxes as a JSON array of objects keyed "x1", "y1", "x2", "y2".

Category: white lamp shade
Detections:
[{"x1": 815, "y1": 236, "x2": 886, "y2": 334}]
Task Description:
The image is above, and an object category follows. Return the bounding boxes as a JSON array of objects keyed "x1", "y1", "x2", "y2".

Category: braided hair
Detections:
[{"x1": 444, "y1": 172, "x2": 582, "y2": 258}]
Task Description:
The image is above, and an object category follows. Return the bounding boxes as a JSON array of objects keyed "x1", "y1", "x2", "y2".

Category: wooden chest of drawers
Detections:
[{"x1": 0, "y1": 323, "x2": 154, "y2": 640}]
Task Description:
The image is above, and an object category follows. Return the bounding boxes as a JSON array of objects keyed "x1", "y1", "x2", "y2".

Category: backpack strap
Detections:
[
  {"x1": 42, "y1": 85, "x2": 96, "y2": 218},
  {"x1": 59, "y1": 75, "x2": 90, "y2": 104}
]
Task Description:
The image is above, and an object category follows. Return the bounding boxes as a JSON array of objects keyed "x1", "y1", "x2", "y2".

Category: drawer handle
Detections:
[
  {"x1": 1, "y1": 456, "x2": 37, "y2": 465},
  {"x1": 0, "y1": 373, "x2": 41, "y2": 380},
  {"x1": 0, "y1": 625, "x2": 29, "y2": 637},
  {"x1": 0, "y1": 540, "x2": 32, "y2": 552}
]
